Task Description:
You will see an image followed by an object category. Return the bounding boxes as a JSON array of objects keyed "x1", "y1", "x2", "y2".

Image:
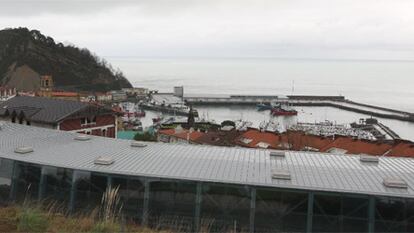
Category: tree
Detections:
[
  {"x1": 221, "y1": 120, "x2": 236, "y2": 128},
  {"x1": 134, "y1": 132, "x2": 157, "y2": 142}
]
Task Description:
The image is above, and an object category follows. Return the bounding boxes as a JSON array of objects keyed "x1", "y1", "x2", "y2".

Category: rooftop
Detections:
[
  {"x1": 51, "y1": 91, "x2": 79, "y2": 97},
  {"x1": 0, "y1": 96, "x2": 114, "y2": 124},
  {"x1": 158, "y1": 128, "x2": 205, "y2": 142},
  {"x1": 235, "y1": 128, "x2": 414, "y2": 157},
  {"x1": 1, "y1": 122, "x2": 414, "y2": 199}
]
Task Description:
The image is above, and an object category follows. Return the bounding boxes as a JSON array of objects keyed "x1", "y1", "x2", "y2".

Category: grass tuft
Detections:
[{"x1": 17, "y1": 207, "x2": 49, "y2": 232}]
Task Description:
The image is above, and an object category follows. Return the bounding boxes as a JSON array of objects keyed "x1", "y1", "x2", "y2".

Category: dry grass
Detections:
[
  {"x1": 0, "y1": 204, "x2": 239, "y2": 233},
  {"x1": 0, "y1": 185, "x2": 240, "y2": 233},
  {"x1": 100, "y1": 185, "x2": 123, "y2": 224}
]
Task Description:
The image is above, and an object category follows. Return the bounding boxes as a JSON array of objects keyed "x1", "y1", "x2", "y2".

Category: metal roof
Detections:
[
  {"x1": 1, "y1": 121, "x2": 414, "y2": 199},
  {"x1": 0, "y1": 96, "x2": 113, "y2": 124}
]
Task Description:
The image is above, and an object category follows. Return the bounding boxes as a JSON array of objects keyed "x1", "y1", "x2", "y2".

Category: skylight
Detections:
[
  {"x1": 94, "y1": 156, "x2": 114, "y2": 165},
  {"x1": 131, "y1": 141, "x2": 147, "y2": 147},
  {"x1": 14, "y1": 146, "x2": 34, "y2": 154},
  {"x1": 383, "y1": 177, "x2": 408, "y2": 189},
  {"x1": 271, "y1": 169, "x2": 291, "y2": 180},
  {"x1": 270, "y1": 150, "x2": 285, "y2": 157},
  {"x1": 360, "y1": 154, "x2": 379, "y2": 163},
  {"x1": 74, "y1": 135, "x2": 91, "y2": 141}
]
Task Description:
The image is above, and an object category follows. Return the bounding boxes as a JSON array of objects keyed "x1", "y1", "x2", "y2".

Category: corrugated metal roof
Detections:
[
  {"x1": 0, "y1": 96, "x2": 113, "y2": 123},
  {"x1": 1, "y1": 122, "x2": 414, "y2": 198}
]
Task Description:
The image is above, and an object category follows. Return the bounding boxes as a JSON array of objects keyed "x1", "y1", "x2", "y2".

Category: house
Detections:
[
  {"x1": 122, "y1": 87, "x2": 149, "y2": 98},
  {"x1": 0, "y1": 96, "x2": 118, "y2": 138},
  {"x1": 96, "y1": 92, "x2": 113, "y2": 102},
  {"x1": 51, "y1": 91, "x2": 80, "y2": 101},
  {"x1": 158, "y1": 127, "x2": 205, "y2": 144},
  {"x1": 110, "y1": 90, "x2": 127, "y2": 102},
  {"x1": 195, "y1": 129, "x2": 242, "y2": 147},
  {"x1": 235, "y1": 128, "x2": 280, "y2": 149},
  {"x1": 0, "y1": 86, "x2": 17, "y2": 101}
]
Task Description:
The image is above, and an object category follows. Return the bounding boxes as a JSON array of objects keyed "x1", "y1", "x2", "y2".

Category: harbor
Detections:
[
  {"x1": 113, "y1": 86, "x2": 414, "y2": 142},
  {"x1": 184, "y1": 94, "x2": 414, "y2": 122}
]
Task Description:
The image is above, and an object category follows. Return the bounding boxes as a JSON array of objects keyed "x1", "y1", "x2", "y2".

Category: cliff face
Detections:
[{"x1": 0, "y1": 27, "x2": 132, "y2": 92}]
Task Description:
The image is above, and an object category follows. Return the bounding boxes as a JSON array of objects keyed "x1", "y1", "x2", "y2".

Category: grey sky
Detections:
[{"x1": 1, "y1": 0, "x2": 414, "y2": 60}]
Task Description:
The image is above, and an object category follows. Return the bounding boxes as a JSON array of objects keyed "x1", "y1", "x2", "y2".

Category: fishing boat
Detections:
[
  {"x1": 256, "y1": 103, "x2": 272, "y2": 111},
  {"x1": 271, "y1": 103, "x2": 298, "y2": 116},
  {"x1": 134, "y1": 107, "x2": 146, "y2": 117}
]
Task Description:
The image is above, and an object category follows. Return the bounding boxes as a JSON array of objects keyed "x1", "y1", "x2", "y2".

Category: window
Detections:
[
  {"x1": 312, "y1": 194, "x2": 369, "y2": 232},
  {"x1": 201, "y1": 184, "x2": 251, "y2": 232},
  {"x1": 15, "y1": 163, "x2": 42, "y2": 202},
  {"x1": 375, "y1": 197, "x2": 412, "y2": 232},
  {"x1": 74, "y1": 172, "x2": 108, "y2": 211},
  {"x1": 0, "y1": 159, "x2": 13, "y2": 204},
  {"x1": 148, "y1": 181, "x2": 197, "y2": 229},
  {"x1": 255, "y1": 189, "x2": 308, "y2": 232},
  {"x1": 112, "y1": 177, "x2": 146, "y2": 220},
  {"x1": 81, "y1": 117, "x2": 96, "y2": 126},
  {"x1": 102, "y1": 129, "x2": 107, "y2": 137},
  {"x1": 43, "y1": 167, "x2": 73, "y2": 204},
  {"x1": 81, "y1": 118, "x2": 87, "y2": 125}
]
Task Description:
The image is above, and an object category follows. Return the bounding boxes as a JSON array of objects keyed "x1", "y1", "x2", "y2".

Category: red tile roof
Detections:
[
  {"x1": 318, "y1": 136, "x2": 393, "y2": 155},
  {"x1": 159, "y1": 128, "x2": 205, "y2": 142},
  {"x1": 160, "y1": 127, "x2": 414, "y2": 158},
  {"x1": 52, "y1": 92, "x2": 79, "y2": 97},
  {"x1": 194, "y1": 130, "x2": 242, "y2": 147},
  {"x1": 236, "y1": 129, "x2": 280, "y2": 149},
  {"x1": 387, "y1": 140, "x2": 414, "y2": 157}
]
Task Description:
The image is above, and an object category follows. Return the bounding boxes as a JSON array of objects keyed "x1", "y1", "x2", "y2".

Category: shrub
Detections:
[
  {"x1": 134, "y1": 132, "x2": 157, "y2": 142},
  {"x1": 91, "y1": 221, "x2": 121, "y2": 233},
  {"x1": 221, "y1": 120, "x2": 236, "y2": 128},
  {"x1": 17, "y1": 208, "x2": 49, "y2": 232},
  {"x1": 0, "y1": 206, "x2": 18, "y2": 232}
]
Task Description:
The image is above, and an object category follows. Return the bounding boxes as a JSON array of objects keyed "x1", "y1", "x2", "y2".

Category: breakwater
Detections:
[{"x1": 184, "y1": 95, "x2": 414, "y2": 123}]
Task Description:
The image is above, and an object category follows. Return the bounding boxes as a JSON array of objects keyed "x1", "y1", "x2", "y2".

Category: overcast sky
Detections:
[{"x1": 1, "y1": 0, "x2": 414, "y2": 60}]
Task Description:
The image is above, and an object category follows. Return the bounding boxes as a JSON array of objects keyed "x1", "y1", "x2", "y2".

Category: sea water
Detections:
[{"x1": 108, "y1": 57, "x2": 414, "y2": 140}]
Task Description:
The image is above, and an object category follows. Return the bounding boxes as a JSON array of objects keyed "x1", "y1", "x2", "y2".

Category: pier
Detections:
[
  {"x1": 140, "y1": 103, "x2": 190, "y2": 116},
  {"x1": 184, "y1": 94, "x2": 414, "y2": 123}
]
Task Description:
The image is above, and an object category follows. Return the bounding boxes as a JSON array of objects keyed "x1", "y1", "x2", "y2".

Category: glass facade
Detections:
[
  {"x1": 15, "y1": 162, "x2": 41, "y2": 202},
  {"x1": 2, "y1": 159, "x2": 414, "y2": 232},
  {"x1": 201, "y1": 184, "x2": 251, "y2": 232},
  {"x1": 0, "y1": 159, "x2": 13, "y2": 204},
  {"x1": 148, "y1": 180, "x2": 197, "y2": 231},
  {"x1": 313, "y1": 194, "x2": 369, "y2": 232},
  {"x1": 255, "y1": 188, "x2": 308, "y2": 232},
  {"x1": 73, "y1": 171, "x2": 108, "y2": 212},
  {"x1": 375, "y1": 197, "x2": 414, "y2": 232},
  {"x1": 42, "y1": 166, "x2": 73, "y2": 205},
  {"x1": 112, "y1": 176, "x2": 145, "y2": 220}
]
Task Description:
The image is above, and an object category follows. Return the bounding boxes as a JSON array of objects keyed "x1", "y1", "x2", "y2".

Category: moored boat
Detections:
[
  {"x1": 256, "y1": 103, "x2": 272, "y2": 111},
  {"x1": 271, "y1": 103, "x2": 298, "y2": 116}
]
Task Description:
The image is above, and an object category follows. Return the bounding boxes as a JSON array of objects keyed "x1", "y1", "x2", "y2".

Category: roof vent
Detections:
[
  {"x1": 360, "y1": 155, "x2": 379, "y2": 163},
  {"x1": 131, "y1": 141, "x2": 147, "y2": 148},
  {"x1": 271, "y1": 169, "x2": 291, "y2": 180},
  {"x1": 75, "y1": 135, "x2": 91, "y2": 141},
  {"x1": 14, "y1": 146, "x2": 34, "y2": 154},
  {"x1": 383, "y1": 177, "x2": 408, "y2": 189},
  {"x1": 94, "y1": 156, "x2": 114, "y2": 165},
  {"x1": 270, "y1": 151, "x2": 285, "y2": 157}
]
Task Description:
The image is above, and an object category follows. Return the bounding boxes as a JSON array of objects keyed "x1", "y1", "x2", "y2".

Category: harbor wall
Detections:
[{"x1": 184, "y1": 95, "x2": 414, "y2": 123}]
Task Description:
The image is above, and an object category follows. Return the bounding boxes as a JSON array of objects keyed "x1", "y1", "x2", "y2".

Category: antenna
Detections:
[{"x1": 292, "y1": 80, "x2": 295, "y2": 94}]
